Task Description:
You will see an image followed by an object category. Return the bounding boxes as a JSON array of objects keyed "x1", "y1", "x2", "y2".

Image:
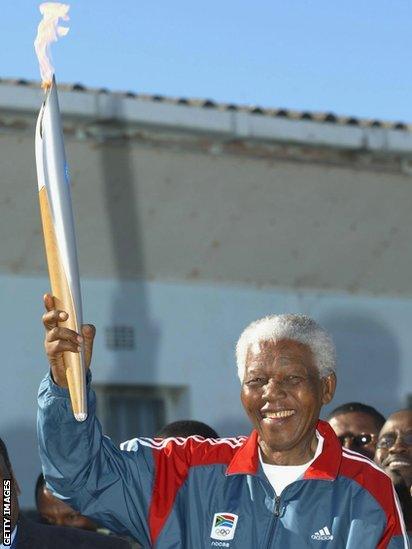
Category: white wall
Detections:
[
  {"x1": 1, "y1": 274, "x2": 410, "y2": 507},
  {"x1": 2, "y1": 126, "x2": 412, "y2": 296}
]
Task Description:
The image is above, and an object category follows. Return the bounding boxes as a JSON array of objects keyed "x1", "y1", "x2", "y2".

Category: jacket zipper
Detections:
[
  {"x1": 274, "y1": 496, "x2": 281, "y2": 517},
  {"x1": 266, "y1": 495, "x2": 281, "y2": 548}
]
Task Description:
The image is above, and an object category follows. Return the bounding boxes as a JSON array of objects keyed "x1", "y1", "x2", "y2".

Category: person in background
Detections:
[
  {"x1": 375, "y1": 409, "x2": 412, "y2": 534},
  {"x1": 35, "y1": 473, "x2": 140, "y2": 548},
  {"x1": 36, "y1": 473, "x2": 98, "y2": 530},
  {"x1": 0, "y1": 437, "x2": 130, "y2": 549},
  {"x1": 156, "y1": 420, "x2": 218, "y2": 438},
  {"x1": 327, "y1": 401, "x2": 385, "y2": 459}
]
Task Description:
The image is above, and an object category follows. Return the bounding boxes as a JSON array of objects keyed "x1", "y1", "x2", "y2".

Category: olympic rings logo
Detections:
[{"x1": 214, "y1": 528, "x2": 231, "y2": 536}]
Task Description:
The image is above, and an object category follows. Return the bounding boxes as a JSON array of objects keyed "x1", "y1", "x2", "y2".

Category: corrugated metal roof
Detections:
[{"x1": 1, "y1": 77, "x2": 409, "y2": 132}]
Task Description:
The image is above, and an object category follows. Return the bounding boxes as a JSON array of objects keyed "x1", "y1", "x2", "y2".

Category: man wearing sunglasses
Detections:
[{"x1": 327, "y1": 402, "x2": 385, "y2": 459}]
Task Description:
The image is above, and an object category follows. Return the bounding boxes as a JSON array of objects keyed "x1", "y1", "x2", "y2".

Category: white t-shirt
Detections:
[{"x1": 259, "y1": 432, "x2": 324, "y2": 496}]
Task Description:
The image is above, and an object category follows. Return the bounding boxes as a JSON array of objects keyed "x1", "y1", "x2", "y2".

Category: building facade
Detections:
[{"x1": 0, "y1": 80, "x2": 411, "y2": 507}]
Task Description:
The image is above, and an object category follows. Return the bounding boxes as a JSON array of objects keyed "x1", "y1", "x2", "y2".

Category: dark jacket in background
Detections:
[{"x1": 15, "y1": 514, "x2": 131, "y2": 549}]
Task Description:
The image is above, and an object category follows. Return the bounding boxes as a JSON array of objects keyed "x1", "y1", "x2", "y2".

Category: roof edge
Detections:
[{"x1": 1, "y1": 78, "x2": 412, "y2": 154}]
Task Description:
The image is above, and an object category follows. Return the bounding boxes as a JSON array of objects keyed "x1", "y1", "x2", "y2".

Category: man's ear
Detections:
[{"x1": 321, "y1": 372, "x2": 336, "y2": 406}]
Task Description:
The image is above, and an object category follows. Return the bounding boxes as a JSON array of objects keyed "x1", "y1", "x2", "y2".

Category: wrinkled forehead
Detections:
[{"x1": 245, "y1": 338, "x2": 314, "y2": 368}]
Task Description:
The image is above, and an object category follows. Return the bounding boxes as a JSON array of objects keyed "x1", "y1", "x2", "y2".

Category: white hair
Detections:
[{"x1": 236, "y1": 314, "x2": 336, "y2": 381}]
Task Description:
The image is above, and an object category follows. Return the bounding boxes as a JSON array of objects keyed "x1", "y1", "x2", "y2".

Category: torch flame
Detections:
[{"x1": 34, "y1": 3, "x2": 70, "y2": 88}]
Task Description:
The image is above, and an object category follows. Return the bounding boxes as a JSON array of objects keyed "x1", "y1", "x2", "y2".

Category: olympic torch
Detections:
[{"x1": 34, "y1": 3, "x2": 87, "y2": 421}]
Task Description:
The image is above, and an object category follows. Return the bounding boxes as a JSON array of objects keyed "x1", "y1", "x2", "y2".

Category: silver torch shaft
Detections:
[{"x1": 35, "y1": 76, "x2": 87, "y2": 421}]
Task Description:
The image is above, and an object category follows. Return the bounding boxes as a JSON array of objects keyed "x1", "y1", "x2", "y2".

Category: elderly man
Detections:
[
  {"x1": 327, "y1": 402, "x2": 385, "y2": 459},
  {"x1": 38, "y1": 296, "x2": 408, "y2": 548}
]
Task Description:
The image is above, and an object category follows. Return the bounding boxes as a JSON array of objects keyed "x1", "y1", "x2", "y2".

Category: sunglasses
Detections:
[
  {"x1": 338, "y1": 433, "x2": 376, "y2": 447},
  {"x1": 376, "y1": 432, "x2": 412, "y2": 449}
]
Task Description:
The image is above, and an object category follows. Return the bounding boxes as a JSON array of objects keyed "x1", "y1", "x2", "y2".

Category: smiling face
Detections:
[
  {"x1": 240, "y1": 338, "x2": 336, "y2": 465},
  {"x1": 375, "y1": 410, "x2": 412, "y2": 489}
]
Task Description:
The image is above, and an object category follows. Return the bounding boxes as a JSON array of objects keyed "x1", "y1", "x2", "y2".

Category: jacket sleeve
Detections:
[
  {"x1": 388, "y1": 536, "x2": 411, "y2": 549},
  {"x1": 37, "y1": 371, "x2": 154, "y2": 546}
]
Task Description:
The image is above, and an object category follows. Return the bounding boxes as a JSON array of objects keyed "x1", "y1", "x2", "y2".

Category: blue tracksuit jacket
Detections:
[{"x1": 37, "y1": 373, "x2": 409, "y2": 548}]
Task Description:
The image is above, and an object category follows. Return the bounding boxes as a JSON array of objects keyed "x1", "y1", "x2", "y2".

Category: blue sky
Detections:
[{"x1": 2, "y1": 0, "x2": 412, "y2": 121}]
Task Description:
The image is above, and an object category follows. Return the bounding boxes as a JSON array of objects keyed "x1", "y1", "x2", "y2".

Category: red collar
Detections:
[{"x1": 226, "y1": 419, "x2": 341, "y2": 480}]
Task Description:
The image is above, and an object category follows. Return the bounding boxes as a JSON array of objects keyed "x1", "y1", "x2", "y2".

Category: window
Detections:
[
  {"x1": 105, "y1": 326, "x2": 135, "y2": 350},
  {"x1": 94, "y1": 384, "x2": 188, "y2": 446}
]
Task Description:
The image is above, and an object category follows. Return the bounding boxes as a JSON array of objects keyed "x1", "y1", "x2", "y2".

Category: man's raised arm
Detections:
[{"x1": 37, "y1": 294, "x2": 153, "y2": 545}]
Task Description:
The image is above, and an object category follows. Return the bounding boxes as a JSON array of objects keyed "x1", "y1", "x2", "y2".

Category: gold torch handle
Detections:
[{"x1": 39, "y1": 186, "x2": 87, "y2": 419}]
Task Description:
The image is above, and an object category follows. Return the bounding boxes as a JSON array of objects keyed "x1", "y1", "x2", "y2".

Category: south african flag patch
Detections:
[{"x1": 210, "y1": 512, "x2": 239, "y2": 541}]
